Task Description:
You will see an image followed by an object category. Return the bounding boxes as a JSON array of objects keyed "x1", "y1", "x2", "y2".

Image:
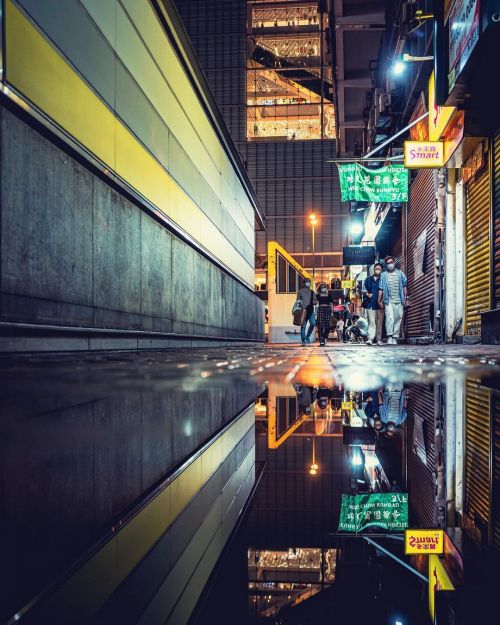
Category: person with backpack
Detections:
[
  {"x1": 296, "y1": 277, "x2": 317, "y2": 346},
  {"x1": 362, "y1": 262, "x2": 384, "y2": 346}
]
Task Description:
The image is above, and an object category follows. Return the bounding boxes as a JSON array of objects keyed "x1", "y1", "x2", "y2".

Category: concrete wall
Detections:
[{"x1": 0, "y1": 107, "x2": 264, "y2": 349}]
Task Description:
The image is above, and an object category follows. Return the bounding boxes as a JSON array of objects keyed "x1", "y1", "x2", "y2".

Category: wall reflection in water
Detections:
[{"x1": 0, "y1": 381, "x2": 262, "y2": 625}]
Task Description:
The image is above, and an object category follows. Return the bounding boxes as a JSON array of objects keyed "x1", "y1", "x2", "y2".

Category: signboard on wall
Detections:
[
  {"x1": 409, "y1": 93, "x2": 429, "y2": 141},
  {"x1": 405, "y1": 529, "x2": 444, "y2": 555},
  {"x1": 338, "y1": 164, "x2": 409, "y2": 202},
  {"x1": 443, "y1": 109, "x2": 465, "y2": 164},
  {"x1": 448, "y1": 0, "x2": 480, "y2": 91},
  {"x1": 404, "y1": 141, "x2": 445, "y2": 168},
  {"x1": 342, "y1": 246, "x2": 376, "y2": 266},
  {"x1": 428, "y1": 554, "x2": 455, "y2": 620},
  {"x1": 338, "y1": 493, "x2": 409, "y2": 532},
  {"x1": 341, "y1": 279, "x2": 355, "y2": 289},
  {"x1": 428, "y1": 72, "x2": 456, "y2": 141}
]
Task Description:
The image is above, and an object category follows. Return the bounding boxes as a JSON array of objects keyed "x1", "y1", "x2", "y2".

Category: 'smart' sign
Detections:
[
  {"x1": 404, "y1": 529, "x2": 444, "y2": 555},
  {"x1": 404, "y1": 141, "x2": 444, "y2": 168}
]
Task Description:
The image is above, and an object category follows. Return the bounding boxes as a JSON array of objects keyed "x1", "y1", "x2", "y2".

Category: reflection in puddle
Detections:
[
  {"x1": 248, "y1": 547, "x2": 336, "y2": 618},
  {"x1": 1, "y1": 346, "x2": 499, "y2": 625}
]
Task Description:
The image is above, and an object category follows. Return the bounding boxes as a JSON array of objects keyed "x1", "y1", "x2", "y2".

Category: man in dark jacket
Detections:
[
  {"x1": 297, "y1": 278, "x2": 317, "y2": 345},
  {"x1": 362, "y1": 263, "x2": 384, "y2": 345}
]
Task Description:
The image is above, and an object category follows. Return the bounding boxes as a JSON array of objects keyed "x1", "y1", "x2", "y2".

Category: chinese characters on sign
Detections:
[
  {"x1": 404, "y1": 529, "x2": 444, "y2": 555},
  {"x1": 338, "y1": 493, "x2": 409, "y2": 532},
  {"x1": 404, "y1": 141, "x2": 445, "y2": 168},
  {"x1": 338, "y1": 164, "x2": 409, "y2": 203},
  {"x1": 462, "y1": 142, "x2": 484, "y2": 183}
]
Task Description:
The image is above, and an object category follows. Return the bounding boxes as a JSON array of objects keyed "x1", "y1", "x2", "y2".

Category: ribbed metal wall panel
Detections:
[
  {"x1": 407, "y1": 383, "x2": 437, "y2": 527},
  {"x1": 494, "y1": 130, "x2": 500, "y2": 308},
  {"x1": 465, "y1": 379, "x2": 491, "y2": 542},
  {"x1": 392, "y1": 233, "x2": 403, "y2": 268},
  {"x1": 465, "y1": 166, "x2": 491, "y2": 335},
  {"x1": 406, "y1": 170, "x2": 436, "y2": 337}
]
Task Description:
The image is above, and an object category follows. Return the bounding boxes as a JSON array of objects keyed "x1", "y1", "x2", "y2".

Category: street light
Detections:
[
  {"x1": 309, "y1": 213, "x2": 318, "y2": 281},
  {"x1": 350, "y1": 222, "x2": 363, "y2": 236},
  {"x1": 392, "y1": 54, "x2": 434, "y2": 77},
  {"x1": 392, "y1": 59, "x2": 406, "y2": 76},
  {"x1": 309, "y1": 412, "x2": 319, "y2": 476}
]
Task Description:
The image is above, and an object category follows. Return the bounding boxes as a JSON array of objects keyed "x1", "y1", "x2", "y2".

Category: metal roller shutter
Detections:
[
  {"x1": 407, "y1": 383, "x2": 437, "y2": 527},
  {"x1": 493, "y1": 392, "x2": 500, "y2": 551},
  {"x1": 406, "y1": 170, "x2": 436, "y2": 337},
  {"x1": 465, "y1": 379, "x2": 491, "y2": 543},
  {"x1": 465, "y1": 166, "x2": 491, "y2": 335},
  {"x1": 494, "y1": 129, "x2": 500, "y2": 308}
]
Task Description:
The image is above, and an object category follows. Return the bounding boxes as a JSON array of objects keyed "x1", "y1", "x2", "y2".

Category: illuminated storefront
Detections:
[{"x1": 247, "y1": 1, "x2": 335, "y2": 141}]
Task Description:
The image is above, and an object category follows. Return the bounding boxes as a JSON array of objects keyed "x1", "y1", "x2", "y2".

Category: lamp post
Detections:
[{"x1": 309, "y1": 213, "x2": 318, "y2": 282}]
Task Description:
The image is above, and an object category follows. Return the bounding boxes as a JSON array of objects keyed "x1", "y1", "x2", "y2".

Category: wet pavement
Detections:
[{"x1": 1, "y1": 343, "x2": 499, "y2": 625}]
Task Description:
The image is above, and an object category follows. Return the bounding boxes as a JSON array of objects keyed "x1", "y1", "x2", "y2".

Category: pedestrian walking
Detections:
[
  {"x1": 316, "y1": 283, "x2": 334, "y2": 346},
  {"x1": 336, "y1": 317, "x2": 344, "y2": 342},
  {"x1": 297, "y1": 278, "x2": 317, "y2": 346},
  {"x1": 362, "y1": 263, "x2": 384, "y2": 346},
  {"x1": 378, "y1": 256, "x2": 408, "y2": 345}
]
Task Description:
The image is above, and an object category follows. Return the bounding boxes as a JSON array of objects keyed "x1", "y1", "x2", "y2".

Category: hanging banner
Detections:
[
  {"x1": 338, "y1": 164, "x2": 409, "y2": 202},
  {"x1": 338, "y1": 493, "x2": 409, "y2": 532},
  {"x1": 404, "y1": 141, "x2": 445, "y2": 168}
]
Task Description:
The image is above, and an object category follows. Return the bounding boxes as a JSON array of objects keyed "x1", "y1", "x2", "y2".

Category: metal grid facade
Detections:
[{"x1": 175, "y1": 0, "x2": 347, "y2": 260}]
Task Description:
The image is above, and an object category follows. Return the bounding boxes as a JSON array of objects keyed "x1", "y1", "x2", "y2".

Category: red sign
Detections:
[{"x1": 462, "y1": 143, "x2": 484, "y2": 183}]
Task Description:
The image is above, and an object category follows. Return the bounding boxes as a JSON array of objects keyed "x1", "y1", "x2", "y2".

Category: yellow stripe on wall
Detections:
[
  {"x1": 35, "y1": 405, "x2": 255, "y2": 622},
  {"x1": 5, "y1": 0, "x2": 253, "y2": 286}
]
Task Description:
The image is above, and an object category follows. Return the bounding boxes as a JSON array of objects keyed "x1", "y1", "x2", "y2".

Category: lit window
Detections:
[{"x1": 247, "y1": 3, "x2": 335, "y2": 141}]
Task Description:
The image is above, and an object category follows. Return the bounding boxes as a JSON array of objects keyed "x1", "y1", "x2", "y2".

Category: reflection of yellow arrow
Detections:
[
  {"x1": 267, "y1": 381, "x2": 310, "y2": 449},
  {"x1": 268, "y1": 410, "x2": 309, "y2": 449}
]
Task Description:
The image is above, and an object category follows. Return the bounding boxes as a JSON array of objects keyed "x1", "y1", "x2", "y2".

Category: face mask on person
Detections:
[
  {"x1": 305, "y1": 281, "x2": 311, "y2": 288},
  {"x1": 320, "y1": 286, "x2": 327, "y2": 294},
  {"x1": 386, "y1": 263, "x2": 395, "y2": 271},
  {"x1": 374, "y1": 267, "x2": 382, "y2": 275}
]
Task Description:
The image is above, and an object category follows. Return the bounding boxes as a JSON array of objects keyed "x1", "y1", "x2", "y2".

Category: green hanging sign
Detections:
[
  {"x1": 338, "y1": 164, "x2": 409, "y2": 202},
  {"x1": 338, "y1": 493, "x2": 409, "y2": 533}
]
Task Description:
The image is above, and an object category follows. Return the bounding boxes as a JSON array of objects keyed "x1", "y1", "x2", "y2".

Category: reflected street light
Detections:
[
  {"x1": 309, "y1": 213, "x2": 318, "y2": 281},
  {"x1": 309, "y1": 412, "x2": 319, "y2": 476}
]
